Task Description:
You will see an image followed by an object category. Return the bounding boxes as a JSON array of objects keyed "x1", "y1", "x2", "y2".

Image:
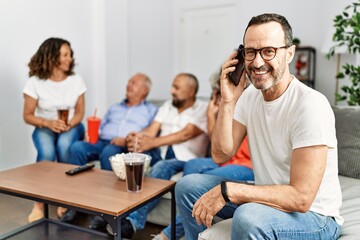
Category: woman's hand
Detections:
[
  {"x1": 207, "y1": 97, "x2": 219, "y2": 118},
  {"x1": 44, "y1": 119, "x2": 68, "y2": 133}
]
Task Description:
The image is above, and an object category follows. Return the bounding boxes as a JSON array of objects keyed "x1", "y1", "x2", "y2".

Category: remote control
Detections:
[{"x1": 65, "y1": 163, "x2": 95, "y2": 176}]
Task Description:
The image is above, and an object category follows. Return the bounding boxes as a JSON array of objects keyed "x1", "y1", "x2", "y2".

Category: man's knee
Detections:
[
  {"x1": 175, "y1": 175, "x2": 197, "y2": 207},
  {"x1": 175, "y1": 174, "x2": 208, "y2": 199},
  {"x1": 150, "y1": 160, "x2": 172, "y2": 179},
  {"x1": 69, "y1": 141, "x2": 86, "y2": 155},
  {"x1": 232, "y1": 203, "x2": 273, "y2": 236},
  {"x1": 101, "y1": 145, "x2": 125, "y2": 157},
  {"x1": 176, "y1": 174, "x2": 196, "y2": 193}
]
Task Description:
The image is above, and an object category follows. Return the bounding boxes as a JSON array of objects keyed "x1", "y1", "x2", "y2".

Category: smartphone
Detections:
[{"x1": 229, "y1": 44, "x2": 245, "y2": 86}]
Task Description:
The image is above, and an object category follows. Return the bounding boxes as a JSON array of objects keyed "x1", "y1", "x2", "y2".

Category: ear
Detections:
[{"x1": 286, "y1": 45, "x2": 296, "y2": 64}]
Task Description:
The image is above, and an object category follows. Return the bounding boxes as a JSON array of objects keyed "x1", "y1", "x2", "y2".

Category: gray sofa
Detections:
[
  {"x1": 147, "y1": 106, "x2": 360, "y2": 240},
  {"x1": 199, "y1": 106, "x2": 360, "y2": 239}
]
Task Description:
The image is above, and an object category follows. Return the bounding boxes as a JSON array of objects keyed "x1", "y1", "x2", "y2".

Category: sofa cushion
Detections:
[
  {"x1": 198, "y1": 218, "x2": 232, "y2": 240},
  {"x1": 338, "y1": 175, "x2": 360, "y2": 239},
  {"x1": 332, "y1": 106, "x2": 360, "y2": 179}
]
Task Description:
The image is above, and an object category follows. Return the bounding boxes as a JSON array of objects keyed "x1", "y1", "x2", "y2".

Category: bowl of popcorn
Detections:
[{"x1": 109, "y1": 153, "x2": 152, "y2": 180}]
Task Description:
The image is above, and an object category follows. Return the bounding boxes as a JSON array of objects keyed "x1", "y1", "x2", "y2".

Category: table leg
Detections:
[
  {"x1": 103, "y1": 215, "x2": 122, "y2": 240},
  {"x1": 44, "y1": 203, "x2": 49, "y2": 219},
  {"x1": 114, "y1": 217, "x2": 121, "y2": 240},
  {"x1": 171, "y1": 188, "x2": 176, "y2": 240}
]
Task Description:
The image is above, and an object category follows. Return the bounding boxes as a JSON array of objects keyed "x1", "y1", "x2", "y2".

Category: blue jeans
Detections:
[
  {"x1": 32, "y1": 124, "x2": 85, "y2": 163},
  {"x1": 69, "y1": 140, "x2": 162, "y2": 170},
  {"x1": 162, "y1": 158, "x2": 255, "y2": 239},
  {"x1": 69, "y1": 139, "x2": 126, "y2": 170},
  {"x1": 183, "y1": 158, "x2": 254, "y2": 180},
  {"x1": 127, "y1": 159, "x2": 185, "y2": 233},
  {"x1": 176, "y1": 174, "x2": 342, "y2": 240}
]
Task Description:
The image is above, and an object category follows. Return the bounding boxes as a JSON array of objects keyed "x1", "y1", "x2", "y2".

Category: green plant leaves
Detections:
[{"x1": 328, "y1": 0, "x2": 360, "y2": 105}]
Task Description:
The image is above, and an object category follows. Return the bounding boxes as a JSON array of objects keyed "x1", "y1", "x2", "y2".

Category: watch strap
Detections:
[{"x1": 221, "y1": 181, "x2": 231, "y2": 202}]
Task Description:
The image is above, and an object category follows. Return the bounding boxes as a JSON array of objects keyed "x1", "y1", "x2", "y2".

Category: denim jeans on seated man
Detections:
[
  {"x1": 69, "y1": 139, "x2": 161, "y2": 170},
  {"x1": 158, "y1": 157, "x2": 254, "y2": 240},
  {"x1": 183, "y1": 157, "x2": 254, "y2": 181},
  {"x1": 32, "y1": 123, "x2": 85, "y2": 163},
  {"x1": 176, "y1": 174, "x2": 341, "y2": 240},
  {"x1": 125, "y1": 155, "x2": 255, "y2": 239}
]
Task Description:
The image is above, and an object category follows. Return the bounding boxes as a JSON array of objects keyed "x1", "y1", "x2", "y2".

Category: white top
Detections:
[
  {"x1": 23, "y1": 75, "x2": 87, "y2": 120},
  {"x1": 154, "y1": 99, "x2": 209, "y2": 161},
  {"x1": 234, "y1": 78, "x2": 343, "y2": 224}
]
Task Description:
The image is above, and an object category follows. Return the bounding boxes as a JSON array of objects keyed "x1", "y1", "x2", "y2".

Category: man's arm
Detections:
[
  {"x1": 212, "y1": 113, "x2": 247, "y2": 164},
  {"x1": 140, "y1": 121, "x2": 161, "y2": 137},
  {"x1": 211, "y1": 51, "x2": 248, "y2": 164},
  {"x1": 227, "y1": 145, "x2": 327, "y2": 211},
  {"x1": 135, "y1": 123, "x2": 204, "y2": 153},
  {"x1": 126, "y1": 121, "x2": 161, "y2": 152},
  {"x1": 193, "y1": 145, "x2": 328, "y2": 227},
  {"x1": 153, "y1": 123, "x2": 203, "y2": 147}
]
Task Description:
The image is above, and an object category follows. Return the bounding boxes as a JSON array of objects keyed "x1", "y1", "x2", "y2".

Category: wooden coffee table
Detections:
[{"x1": 0, "y1": 161, "x2": 176, "y2": 240}]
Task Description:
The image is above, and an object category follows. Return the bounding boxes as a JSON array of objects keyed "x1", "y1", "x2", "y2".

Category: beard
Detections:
[
  {"x1": 247, "y1": 59, "x2": 286, "y2": 91},
  {"x1": 172, "y1": 98, "x2": 186, "y2": 108}
]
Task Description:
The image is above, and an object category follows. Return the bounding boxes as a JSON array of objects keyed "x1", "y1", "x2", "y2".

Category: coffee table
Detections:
[{"x1": 0, "y1": 161, "x2": 176, "y2": 240}]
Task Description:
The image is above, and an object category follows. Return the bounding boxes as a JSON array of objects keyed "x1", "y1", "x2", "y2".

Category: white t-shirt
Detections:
[
  {"x1": 23, "y1": 75, "x2": 87, "y2": 120},
  {"x1": 234, "y1": 78, "x2": 343, "y2": 224},
  {"x1": 155, "y1": 99, "x2": 209, "y2": 161}
]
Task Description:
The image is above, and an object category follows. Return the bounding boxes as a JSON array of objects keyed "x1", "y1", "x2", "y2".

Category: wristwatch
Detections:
[{"x1": 221, "y1": 181, "x2": 231, "y2": 203}]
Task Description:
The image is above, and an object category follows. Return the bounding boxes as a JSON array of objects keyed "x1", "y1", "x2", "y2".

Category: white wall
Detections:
[
  {"x1": 0, "y1": 0, "x2": 357, "y2": 171},
  {"x1": 128, "y1": 0, "x2": 174, "y2": 100},
  {"x1": 0, "y1": 0, "x2": 103, "y2": 170},
  {"x1": 104, "y1": 0, "x2": 130, "y2": 108}
]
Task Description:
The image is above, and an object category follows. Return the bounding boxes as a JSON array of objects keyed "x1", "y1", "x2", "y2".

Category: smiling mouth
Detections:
[
  {"x1": 253, "y1": 69, "x2": 269, "y2": 75},
  {"x1": 249, "y1": 65, "x2": 272, "y2": 76}
]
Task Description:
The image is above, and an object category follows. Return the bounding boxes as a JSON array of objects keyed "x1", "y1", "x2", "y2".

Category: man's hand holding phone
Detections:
[
  {"x1": 220, "y1": 45, "x2": 248, "y2": 105},
  {"x1": 229, "y1": 44, "x2": 245, "y2": 86}
]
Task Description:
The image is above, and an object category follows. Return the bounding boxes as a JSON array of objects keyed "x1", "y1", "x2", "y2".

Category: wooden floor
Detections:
[{"x1": 0, "y1": 193, "x2": 163, "y2": 240}]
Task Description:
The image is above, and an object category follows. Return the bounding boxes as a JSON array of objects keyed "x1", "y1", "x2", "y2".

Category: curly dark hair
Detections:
[{"x1": 28, "y1": 37, "x2": 75, "y2": 79}]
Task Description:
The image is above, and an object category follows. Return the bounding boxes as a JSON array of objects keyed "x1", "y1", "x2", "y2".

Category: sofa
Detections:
[
  {"x1": 147, "y1": 106, "x2": 360, "y2": 240},
  {"x1": 199, "y1": 106, "x2": 360, "y2": 239}
]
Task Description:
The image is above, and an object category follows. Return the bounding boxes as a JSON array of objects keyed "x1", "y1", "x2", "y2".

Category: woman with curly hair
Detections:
[{"x1": 23, "y1": 37, "x2": 87, "y2": 223}]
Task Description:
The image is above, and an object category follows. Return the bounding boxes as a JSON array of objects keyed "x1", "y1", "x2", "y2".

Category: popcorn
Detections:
[{"x1": 109, "y1": 153, "x2": 151, "y2": 180}]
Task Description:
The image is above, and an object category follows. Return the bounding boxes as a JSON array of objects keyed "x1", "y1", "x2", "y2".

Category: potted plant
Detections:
[{"x1": 327, "y1": 0, "x2": 360, "y2": 106}]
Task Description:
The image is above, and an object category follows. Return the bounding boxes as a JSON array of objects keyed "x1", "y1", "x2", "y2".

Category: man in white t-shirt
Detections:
[
  {"x1": 108, "y1": 73, "x2": 209, "y2": 239},
  {"x1": 176, "y1": 13, "x2": 343, "y2": 240}
]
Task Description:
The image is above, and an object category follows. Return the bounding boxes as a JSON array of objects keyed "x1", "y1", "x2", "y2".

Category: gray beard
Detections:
[{"x1": 248, "y1": 63, "x2": 285, "y2": 91}]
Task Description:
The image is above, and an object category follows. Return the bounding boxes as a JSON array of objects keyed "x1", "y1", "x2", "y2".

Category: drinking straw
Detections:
[
  {"x1": 93, "y1": 108, "x2": 97, "y2": 118},
  {"x1": 134, "y1": 136, "x2": 138, "y2": 153}
]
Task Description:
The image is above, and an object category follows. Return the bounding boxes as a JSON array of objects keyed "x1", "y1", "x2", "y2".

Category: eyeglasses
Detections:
[{"x1": 242, "y1": 46, "x2": 289, "y2": 61}]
